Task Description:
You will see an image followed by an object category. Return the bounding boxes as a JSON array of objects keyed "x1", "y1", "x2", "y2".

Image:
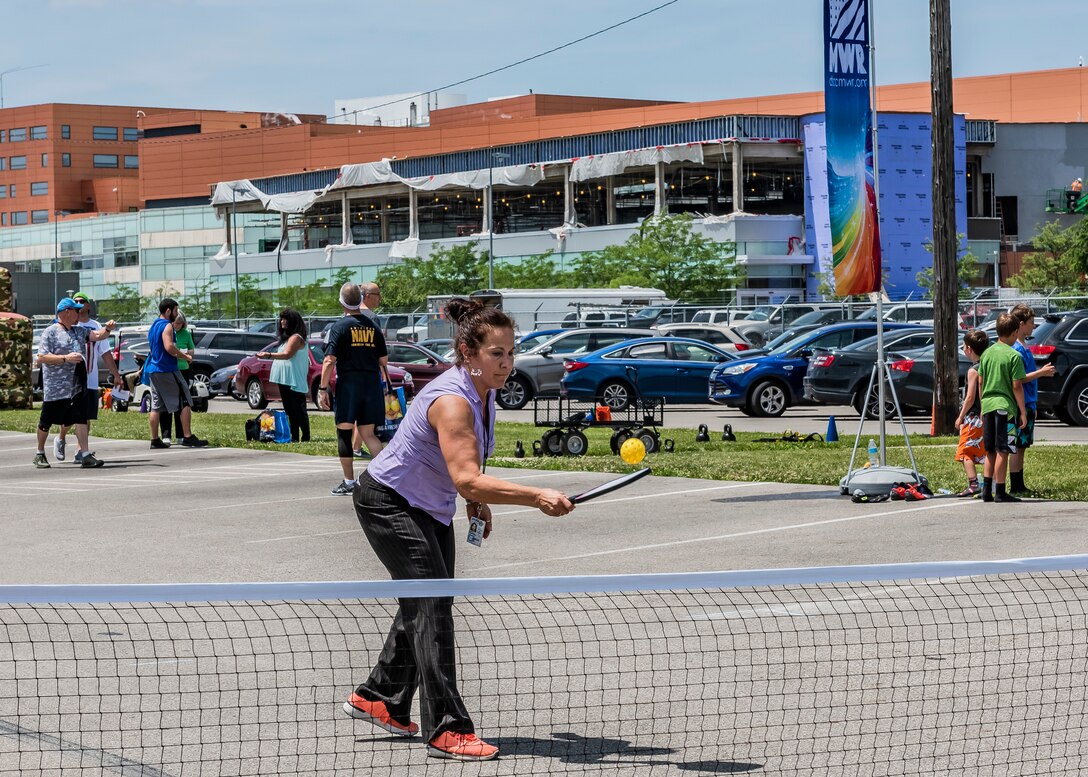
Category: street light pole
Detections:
[
  {"x1": 231, "y1": 189, "x2": 240, "y2": 322},
  {"x1": 0, "y1": 64, "x2": 47, "y2": 109},
  {"x1": 993, "y1": 249, "x2": 1000, "y2": 294},
  {"x1": 486, "y1": 151, "x2": 509, "y2": 290},
  {"x1": 53, "y1": 210, "x2": 69, "y2": 303}
]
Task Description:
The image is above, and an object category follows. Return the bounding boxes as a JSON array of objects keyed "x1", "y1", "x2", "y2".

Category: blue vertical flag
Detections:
[{"x1": 824, "y1": 0, "x2": 882, "y2": 296}]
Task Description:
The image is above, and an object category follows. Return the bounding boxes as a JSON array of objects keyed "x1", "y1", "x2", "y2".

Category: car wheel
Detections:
[
  {"x1": 541, "y1": 429, "x2": 565, "y2": 456},
  {"x1": 1054, "y1": 405, "x2": 1076, "y2": 426},
  {"x1": 598, "y1": 380, "x2": 633, "y2": 411},
  {"x1": 191, "y1": 398, "x2": 209, "y2": 413},
  {"x1": 609, "y1": 429, "x2": 633, "y2": 455},
  {"x1": 1063, "y1": 377, "x2": 1088, "y2": 426},
  {"x1": 561, "y1": 430, "x2": 589, "y2": 456},
  {"x1": 751, "y1": 380, "x2": 788, "y2": 417},
  {"x1": 497, "y1": 375, "x2": 531, "y2": 410},
  {"x1": 853, "y1": 387, "x2": 899, "y2": 421},
  {"x1": 188, "y1": 367, "x2": 213, "y2": 388},
  {"x1": 246, "y1": 379, "x2": 268, "y2": 410}
]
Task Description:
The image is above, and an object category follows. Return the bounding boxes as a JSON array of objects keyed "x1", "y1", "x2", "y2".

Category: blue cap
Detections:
[{"x1": 56, "y1": 297, "x2": 84, "y2": 312}]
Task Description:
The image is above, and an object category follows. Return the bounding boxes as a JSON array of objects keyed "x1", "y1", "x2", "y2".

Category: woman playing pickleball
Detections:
[{"x1": 344, "y1": 297, "x2": 574, "y2": 761}]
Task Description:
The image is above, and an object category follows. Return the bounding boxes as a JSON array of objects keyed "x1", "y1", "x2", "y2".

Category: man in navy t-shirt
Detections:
[{"x1": 319, "y1": 283, "x2": 389, "y2": 495}]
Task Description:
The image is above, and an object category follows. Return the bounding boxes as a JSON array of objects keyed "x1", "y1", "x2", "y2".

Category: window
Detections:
[
  {"x1": 627, "y1": 342, "x2": 669, "y2": 360},
  {"x1": 113, "y1": 250, "x2": 138, "y2": 267},
  {"x1": 0, "y1": 158, "x2": 4, "y2": 171},
  {"x1": 40, "y1": 153, "x2": 47, "y2": 167},
  {"x1": 8, "y1": 128, "x2": 26, "y2": 142},
  {"x1": 11, "y1": 212, "x2": 27, "y2": 225},
  {"x1": 9, "y1": 185, "x2": 14, "y2": 198},
  {"x1": 30, "y1": 210, "x2": 48, "y2": 224},
  {"x1": 0, "y1": 213, "x2": 5, "y2": 225},
  {"x1": 123, "y1": 127, "x2": 138, "y2": 142},
  {"x1": 29, "y1": 126, "x2": 47, "y2": 140},
  {"x1": 1066, "y1": 320, "x2": 1088, "y2": 344},
  {"x1": 0, "y1": 187, "x2": 6, "y2": 199},
  {"x1": 9, "y1": 156, "x2": 26, "y2": 170},
  {"x1": 124, "y1": 155, "x2": 139, "y2": 169},
  {"x1": 93, "y1": 154, "x2": 118, "y2": 168},
  {"x1": 30, "y1": 182, "x2": 48, "y2": 196},
  {"x1": 61, "y1": 153, "x2": 71, "y2": 167},
  {"x1": 93, "y1": 126, "x2": 118, "y2": 141},
  {"x1": 0, "y1": 130, "x2": 5, "y2": 143},
  {"x1": 208, "y1": 333, "x2": 247, "y2": 351},
  {"x1": 671, "y1": 342, "x2": 721, "y2": 362},
  {"x1": 61, "y1": 125, "x2": 70, "y2": 139}
]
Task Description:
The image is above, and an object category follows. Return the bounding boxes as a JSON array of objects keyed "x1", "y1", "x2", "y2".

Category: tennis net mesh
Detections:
[{"x1": 2, "y1": 556, "x2": 1087, "y2": 775}]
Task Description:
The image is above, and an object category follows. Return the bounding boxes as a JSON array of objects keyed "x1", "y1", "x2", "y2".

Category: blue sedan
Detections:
[
  {"x1": 560, "y1": 337, "x2": 736, "y2": 409},
  {"x1": 708, "y1": 322, "x2": 920, "y2": 417}
]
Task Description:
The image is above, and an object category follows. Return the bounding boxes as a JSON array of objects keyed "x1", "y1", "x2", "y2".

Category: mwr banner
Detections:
[{"x1": 824, "y1": 0, "x2": 881, "y2": 296}]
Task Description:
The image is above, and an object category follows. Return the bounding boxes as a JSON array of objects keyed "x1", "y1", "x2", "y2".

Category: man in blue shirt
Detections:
[
  {"x1": 146, "y1": 298, "x2": 208, "y2": 449},
  {"x1": 1008, "y1": 304, "x2": 1055, "y2": 494}
]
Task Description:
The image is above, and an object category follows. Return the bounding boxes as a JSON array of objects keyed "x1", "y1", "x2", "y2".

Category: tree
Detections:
[
  {"x1": 916, "y1": 234, "x2": 979, "y2": 298},
  {"x1": 569, "y1": 214, "x2": 740, "y2": 300},
  {"x1": 179, "y1": 280, "x2": 220, "y2": 320},
  {"x1": 144, "y1": 283, "x2": 181, "y2": 320},
  {"x1": 375, "y1": 242, "x2": 489, "y2": 308},
  {"x1": 237, "y1": 274, "x2": 274, "y2": 320},
  {"x1": 1007, "y1": 219, "x2": 1088, "y2": 292},
  {"x1": 492, "y1": 250, "x2": 563, "y2": 289},
  {"x1": 97, "y1": 283, "x2": 142, "y2": 323}
]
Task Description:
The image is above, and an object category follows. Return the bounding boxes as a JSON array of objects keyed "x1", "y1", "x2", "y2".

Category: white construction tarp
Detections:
[{"x1": 570, "y1": 143, "x2": 705, "y2": 182}]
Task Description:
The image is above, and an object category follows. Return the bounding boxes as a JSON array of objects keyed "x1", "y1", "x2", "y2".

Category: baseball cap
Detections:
[
  {"x1": 72, "y1": 291, "x2": 92, "y2": 303},
  {"x1": 56, "y1": 297, "x2": 84, "y2": 312}
]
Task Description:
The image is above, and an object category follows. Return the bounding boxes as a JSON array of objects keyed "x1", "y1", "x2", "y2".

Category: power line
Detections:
[{"x1": 330, "y1": 0, "x2": 681, "y2": 123}]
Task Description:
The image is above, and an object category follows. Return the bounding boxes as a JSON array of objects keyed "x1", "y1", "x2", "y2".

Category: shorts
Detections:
[
  {"x1": 333, "y1": 375, "x2": 384, "y2": 427},
  {"x1": 1015, "y1": 407, "x2": 1037, "y2": 449},
  {"x1": 955, "y1": 413, "x2": 985, "y2": 464},
  {"x1": 982, "y1": 409, "x2": 1018, "y2": 456},
  {"x1": 149, "y1": 371, "x2": 192, "y2": 414},
  {"x1": 82, "y1": 387, "x2": 100, "y2": 421},
  {"x1": 38, "y1": 394, "x2": 88, "y2": 430}
]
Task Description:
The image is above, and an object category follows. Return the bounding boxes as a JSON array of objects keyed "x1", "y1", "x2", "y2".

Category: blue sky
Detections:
[{"x1": 4, "y1": 0, "x2": 1085, "y2": 115}]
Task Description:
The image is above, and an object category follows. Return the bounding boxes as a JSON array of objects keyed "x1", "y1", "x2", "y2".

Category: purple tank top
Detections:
[{"x1": 366, "y1": 366, "x2": 495, "y2": 524}]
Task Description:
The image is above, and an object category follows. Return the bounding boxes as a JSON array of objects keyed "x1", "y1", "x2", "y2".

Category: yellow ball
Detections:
[{"x1": 620, "y1": 437, "x2": 646, "y2": 464}]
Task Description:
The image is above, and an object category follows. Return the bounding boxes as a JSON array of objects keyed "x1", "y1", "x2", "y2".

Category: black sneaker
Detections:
[
  {"x1": 995, "y1": 492, "x2": 1022, "y2": 503},
  {"x1": 180, "y1": 436, "x2": 209, "y2": 448},
  {"x1": 79, "y1": 453, "x2": 105, "y2": 469},
  {"x1": 33, "y1": 453, "x2": 50, "y2": 469},
  {"x1": 331, "y1": 480, "x2": 355, "y2": 496},
  {"x1": 150, "y1": 438, "x2": 170, "y2": 449}
]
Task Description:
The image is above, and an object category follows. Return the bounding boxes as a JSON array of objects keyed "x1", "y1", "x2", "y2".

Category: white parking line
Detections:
[{"x1": 474, "y1": 499, "x2": 974, "y2": 571}]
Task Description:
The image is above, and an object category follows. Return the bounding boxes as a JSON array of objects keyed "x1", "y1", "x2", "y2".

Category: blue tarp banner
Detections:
[{"x1": 823, "y1": 0, "x2": 882, "y2": 296}]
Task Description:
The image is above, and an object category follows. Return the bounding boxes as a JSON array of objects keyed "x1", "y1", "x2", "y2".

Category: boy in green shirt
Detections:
[{"x1": 976, "y1": 313, "x2": 1027, "y2": 502}]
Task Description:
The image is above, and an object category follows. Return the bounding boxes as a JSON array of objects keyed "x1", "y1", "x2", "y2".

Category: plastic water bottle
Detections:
[{"x1": 867, "y1": 438, "x2": 879, "y2": 467}]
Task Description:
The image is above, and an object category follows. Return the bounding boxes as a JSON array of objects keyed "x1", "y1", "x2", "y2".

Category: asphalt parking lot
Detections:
[{"x1": 2, "y1": 427, "x2": 1086, "y2": 586}]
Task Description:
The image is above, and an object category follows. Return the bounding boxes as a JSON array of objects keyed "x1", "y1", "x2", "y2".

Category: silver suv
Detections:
[{"x1": 497, "y1": 327, "x2": 655, "y2": 409}]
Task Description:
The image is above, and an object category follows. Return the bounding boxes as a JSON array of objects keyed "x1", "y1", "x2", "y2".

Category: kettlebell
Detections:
[
  {"x1": 514, "y1": 440, "x2": 525, "y2": 459},
  {"x1": 663, "y1": 438, "x2": 675, "y2": 453},
  {"x1": 532, "y1": 440, "x2": 543, "y2": 457},
  {"x1": 721, "y1": 424, "x2": 736, "y2": 442},
  {"x1": 695, "y1": 424, "x2": 710, "y2": 443}
]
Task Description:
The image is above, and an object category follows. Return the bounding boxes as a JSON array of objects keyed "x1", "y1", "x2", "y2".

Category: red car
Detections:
[
  {"x1": 237, "y1": 337, "x2": 414, "y2": 409},
  {"x1": 384, "y1": 341, "x2": 453, "y2": 391}
]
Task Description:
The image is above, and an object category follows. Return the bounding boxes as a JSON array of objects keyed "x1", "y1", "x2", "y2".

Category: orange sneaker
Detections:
[
  {"x1": 427, "y1": 731, "x2": 499, "y2": 761},
  {"x1": 342, "y1": 692, "x2": 419, "y2": 737}
]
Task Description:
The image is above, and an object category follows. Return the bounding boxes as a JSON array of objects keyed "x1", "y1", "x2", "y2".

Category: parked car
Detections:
[
  {"x1": 419, "y1": 337, "x2": 453, "y2": 354},
  {"x1": 629, "y1": 305, "x2": 691, "y2": 328},
  {"x1": 653, "y1": 323, "x2": 755, "y2": 353},
  {"x1": 498, "y1": 327, "x2": 656, "y2": 410},
  {"x1": 516, "y1": 329, "x2": 566, "y2": 353},
  {"x1": 560, "y1": 309, "x2": 631, "y2": 328},
  {"x1": 855, "y1": 302, "x2": 935, "y2": 326},
  {"x1": 395, "y1": 314, "x2": 428, "y2": 342},
  {"x1": 884, "y1": 343, "x2": 972, "y2": 415},
  {"x1": 1030, "y1": 310, "x2": 1088, "y2": 426},
  {"x1": 235, "y1": 337, "x2": 414, "y2": 409},
  {"x1": 127, "y1": 327, "x2": 267, "y2": 388},
  {"x1": 803, "y1": 328, "x2": 936, "y2": 418},
  {"x1": 561, "y1": 337, "x2": 735, "y2": 410},
  {"x1": 385, "y1": 341, "x2": 453, "y2": 391},
  {"x1": 708, "y1": 322, "x2": 920, "y2": 417},
  {"x1": 732, "y1": 304, "x2": 824, "y2": 347},
  {"x1": 208, "y1": 363, "x2": 243, "y2": 400},
  {"x1": 763, "y1": 308, "x2": 849, "y2": 341},
  {"x1": 689, "y1": 309, "x2": 750, "y2": 326}
]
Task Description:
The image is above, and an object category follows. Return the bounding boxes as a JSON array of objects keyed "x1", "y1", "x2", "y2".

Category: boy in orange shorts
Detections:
[{"x1": 953, "y1": 329, "x2": 989, "y2": 497}]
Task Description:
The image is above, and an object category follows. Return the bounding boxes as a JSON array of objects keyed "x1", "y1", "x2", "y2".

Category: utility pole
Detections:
[{"x1": 930, "y1": 0, "x2": 959, "y2": 436}]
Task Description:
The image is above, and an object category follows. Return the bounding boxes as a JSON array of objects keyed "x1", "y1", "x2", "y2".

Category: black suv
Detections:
[{"x1": 1032, "y1": 310, "x2": 1088, "y2": 426}]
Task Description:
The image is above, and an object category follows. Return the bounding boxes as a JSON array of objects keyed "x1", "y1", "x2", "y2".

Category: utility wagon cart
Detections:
[{"x1": 531, "y1": 394, "x2": 665, "y2": 457}]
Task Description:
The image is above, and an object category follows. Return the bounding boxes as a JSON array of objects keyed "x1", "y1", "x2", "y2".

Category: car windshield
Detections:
[
  {"x1": 744, "y1": 309, "x2": 771, "y2": 322},
  {"x1": 767, "y1": 332, "x2": 815, "y2": 356},
  {"x1": 631, "y1": 307, "x2": 663, "y2": 320},
  {"x1": 854, "y1": 307, "x2": 879, "y2": 321},
  {"x1": 516, "y1": 333, "x2": 556, "y2": 353},
  {"x1": 791, "y1": 310, "x2": 835, "y2": 326},
  {"x1": 764, "y1": 329, "x2": 803, "y2": 350}
]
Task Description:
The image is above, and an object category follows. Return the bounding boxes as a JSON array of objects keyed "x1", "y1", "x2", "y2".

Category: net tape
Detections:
[{"x1": 3, "y1": 555, "x2": 1088, "y2": 775}]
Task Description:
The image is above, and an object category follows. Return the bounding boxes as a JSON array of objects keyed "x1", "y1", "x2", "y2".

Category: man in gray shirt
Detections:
[{"x1": 34, "y1": 297, "x2": 113, "y2": 468}]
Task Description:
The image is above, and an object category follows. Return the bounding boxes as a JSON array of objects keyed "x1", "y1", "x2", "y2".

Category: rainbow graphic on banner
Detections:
[{"x1": 824, "y1": 0, "x2": 881, "y2": 296}]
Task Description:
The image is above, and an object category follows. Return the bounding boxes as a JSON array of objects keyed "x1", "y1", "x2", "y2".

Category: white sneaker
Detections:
[
  {"x1": 54, "y1": 437, "x2": 66, "y2": 461},
  {"x1": 162, "y1": 437, "x2": 172, "y2": 447}
]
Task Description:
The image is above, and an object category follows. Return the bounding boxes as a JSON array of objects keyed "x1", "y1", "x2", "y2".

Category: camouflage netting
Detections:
[
  {"x1": 0, "y1": 302, "x2": 33, "y2": 408},
  {"x1": 0, "y1": 267, "x2": 11, "y2": 312}
]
